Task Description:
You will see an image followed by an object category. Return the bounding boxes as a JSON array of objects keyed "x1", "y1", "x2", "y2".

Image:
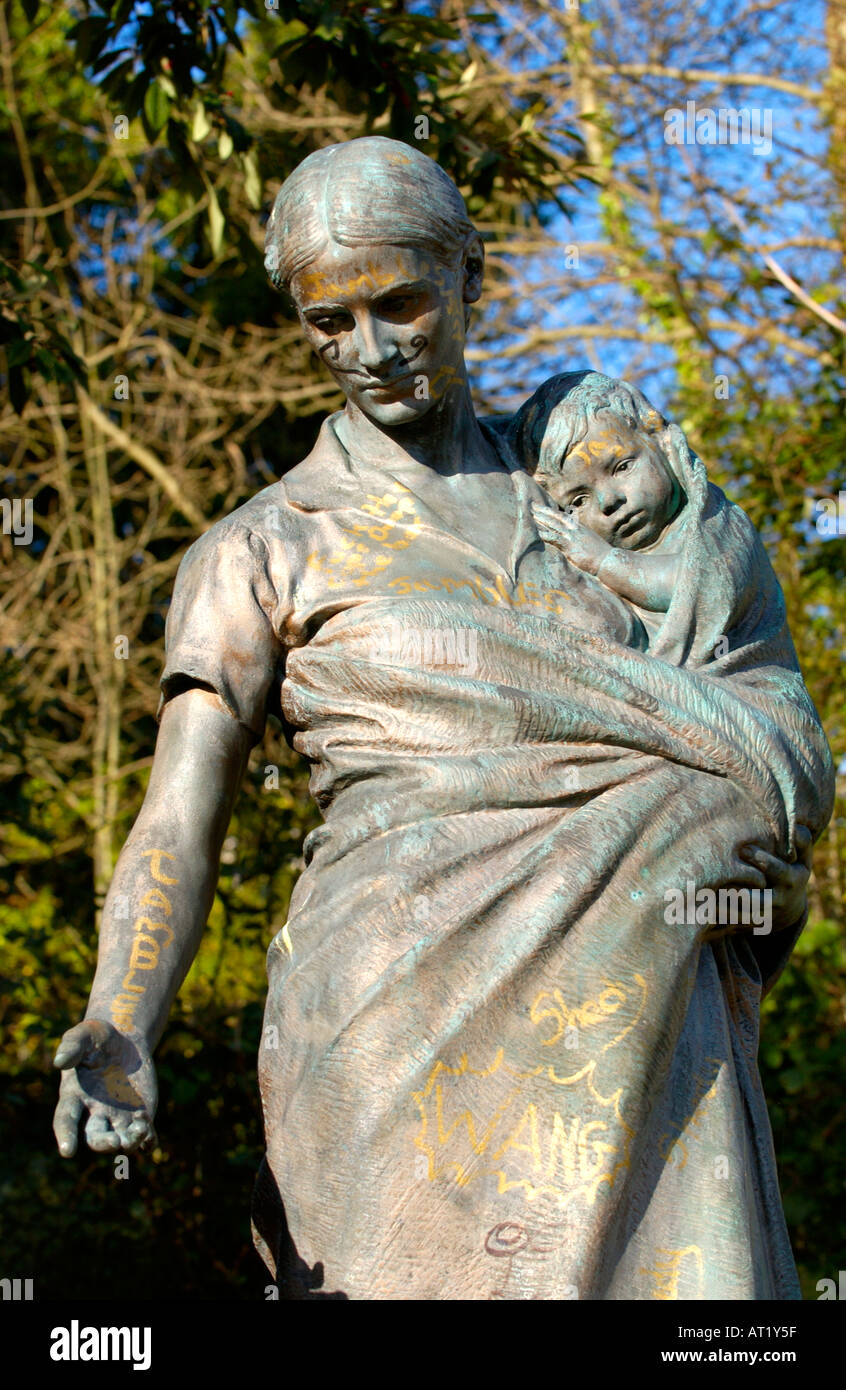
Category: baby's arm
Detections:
[
  {"x1": 532, "y1": 503, "x2": 679, "y2": 612},
  {"x1": 596, "y1": 548, "x2": 679, "y2": 612}
]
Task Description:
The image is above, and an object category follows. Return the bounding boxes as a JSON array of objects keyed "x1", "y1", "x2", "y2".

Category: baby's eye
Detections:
[{"x1": 614, "y1": 458, "x2": 634, "y2": 475}]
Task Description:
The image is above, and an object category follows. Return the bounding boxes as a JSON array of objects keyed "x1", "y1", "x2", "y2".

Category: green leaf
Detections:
[
  {"x1": 34, "y1": 346, "x2": 59, "y2": 377},
  {"x1": 143, "y1": 78, "x2": 172, "y2": 138},
  {"x1": 242, "y1": 150, "x2": 262, "y2": 210},
  {"x1": 191, "y1": 103, "x2": 212, "y2": 142},
  {"x1": 218, "y1": 130, "x2": 234, "y2": 161},
  {"x1": 206, "y1": 183, "x2": 225, "y2": 257},
  {"x1": 4, "y1": 337, "x2": 33, "y2": 369}
]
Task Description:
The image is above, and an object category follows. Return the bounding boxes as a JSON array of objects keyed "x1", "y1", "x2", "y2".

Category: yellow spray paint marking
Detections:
[{"x1": 639, "y1": 1245, "x2": 704, "y2": 1300}]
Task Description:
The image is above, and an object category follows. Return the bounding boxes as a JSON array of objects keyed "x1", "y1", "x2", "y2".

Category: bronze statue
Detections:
[{"x1": 53, "y1": 137, "x2": 833, "y2": 1300}]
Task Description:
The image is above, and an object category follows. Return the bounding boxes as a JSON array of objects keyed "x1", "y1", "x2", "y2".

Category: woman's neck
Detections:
[{"x1": 335, "y1": 381, "x2": 502, "y2": 478}]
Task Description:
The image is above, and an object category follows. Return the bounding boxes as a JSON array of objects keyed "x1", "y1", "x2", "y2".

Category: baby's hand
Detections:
[{"x1": 532, "y1": 503, "x2": 612, "y2": 576}]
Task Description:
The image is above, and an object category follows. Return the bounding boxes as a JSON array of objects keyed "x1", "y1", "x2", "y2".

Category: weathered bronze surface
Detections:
[{"x1": 53, "y1": 138, "x2": 833, "y2": 1301}]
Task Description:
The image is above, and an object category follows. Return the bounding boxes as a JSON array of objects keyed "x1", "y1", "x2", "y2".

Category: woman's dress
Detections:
[{"x1": 158, "y1": 414, "x2": 833, "y2": 1300}]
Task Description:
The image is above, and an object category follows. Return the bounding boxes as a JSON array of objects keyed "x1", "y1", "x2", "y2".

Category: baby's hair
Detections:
[
  {"x1": 264, "y1": 136, "x2": 478, "y2": 293},
  {"x1": 507, "y1": 370, "x2": 668, "y2": 472}
]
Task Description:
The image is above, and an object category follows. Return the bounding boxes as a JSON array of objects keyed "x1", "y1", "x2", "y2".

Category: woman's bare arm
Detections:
[{"x1": 52, "y1": 687, "x2": 254, "y2": 1156}]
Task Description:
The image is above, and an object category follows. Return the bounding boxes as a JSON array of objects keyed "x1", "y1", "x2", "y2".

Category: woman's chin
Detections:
[{"x1": 355, "y1": 394, "x2": 434, "y2": 429}]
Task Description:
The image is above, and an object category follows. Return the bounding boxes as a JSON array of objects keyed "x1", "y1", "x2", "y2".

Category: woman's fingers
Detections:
[
  {"x1": 730, "y1": 859, "x2": 768, "y2": 890},
  {"x1": 534, "y1": 517, "x2": 571, "y2": 537},
  {"x1": 737, "y1": 840, "x2": 811, "y2": 933},
  {"x1": 85, "y1": 1110, "x2": 122, "y2": 1154},
  {"x1": 53, "y1": 1028, "x2": 92, "y2": 1072},
  {"x1": 53, "y1": 1019, "x2": 113, "y2": 1071},
  {"x1": 53, "y1": 1090, "x2": 84, "y2": 1158},
  {"x1": 740, "y1": 843, "x2": 808, "y2": 886},
  {"x1": 795, "y1": 824, "x2": 813, "y2": 867},
  {"x1": 111, "y1": 1109, "x2": 156, "y2": 1153}
]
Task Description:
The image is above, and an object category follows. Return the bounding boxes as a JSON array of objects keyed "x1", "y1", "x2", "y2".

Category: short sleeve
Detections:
[{"x1": 157, "y1": 521, "x2": 285, "y2": 741}]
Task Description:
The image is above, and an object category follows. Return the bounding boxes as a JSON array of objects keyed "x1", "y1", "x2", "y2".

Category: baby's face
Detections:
[{"x1": 534, "y1": 417, "x2": 679, "y2": 550}]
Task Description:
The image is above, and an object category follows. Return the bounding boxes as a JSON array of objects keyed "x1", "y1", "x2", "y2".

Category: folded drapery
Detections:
[{"x1": 252, "y1": 591, "x2": 832, "y2": 1300}]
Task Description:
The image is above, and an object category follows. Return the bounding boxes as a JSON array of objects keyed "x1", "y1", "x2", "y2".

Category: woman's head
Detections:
[
  {"x1": 265, "y1": 138, "x2": 485, "y2": 429},
  {"x1": 264, "y1": 137, "x2": 480, "y2": 293}
]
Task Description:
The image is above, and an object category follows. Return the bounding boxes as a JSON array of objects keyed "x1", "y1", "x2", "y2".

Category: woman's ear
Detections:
[{"x1": 462, "y1": 233, "x2": 485, "y2": 304}]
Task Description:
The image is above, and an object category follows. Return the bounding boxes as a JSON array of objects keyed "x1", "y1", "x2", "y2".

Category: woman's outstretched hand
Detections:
[
  {"x1": 52, "y1": 1019, "x2": 157, "y2": 1157},
  {"x1": 739, "y1": 824, "x2": 814, "y2": 932}
]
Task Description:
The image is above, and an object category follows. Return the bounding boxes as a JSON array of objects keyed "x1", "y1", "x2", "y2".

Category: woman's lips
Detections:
[{"x1": 363, "y1": 373, "x2": 415, "y2": 393}]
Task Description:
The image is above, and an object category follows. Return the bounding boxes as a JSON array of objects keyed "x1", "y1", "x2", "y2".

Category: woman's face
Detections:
[{"x1": 289, "y1": 240, "x2": 474, "y2": 429}]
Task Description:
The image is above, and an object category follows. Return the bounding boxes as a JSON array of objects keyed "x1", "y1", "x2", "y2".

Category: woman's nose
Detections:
[{"x1": 353, "y1": 315, "x2": 395, "y2": 374}]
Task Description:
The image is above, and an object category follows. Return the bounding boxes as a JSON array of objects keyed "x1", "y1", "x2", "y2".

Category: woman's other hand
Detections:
[
  {"x1": 738, "y1": 824, "x2": 814, "y2": 932},
  {"x1": 53, "y1": 1019, "x2": 157, "y2": 1156}
]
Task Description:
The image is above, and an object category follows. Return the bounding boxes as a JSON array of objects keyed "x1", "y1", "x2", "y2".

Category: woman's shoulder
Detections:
[
  {"x1": 192, "y1": 483, "x2": 286, "y2": 546},
  {"x1": 170, "y1": 494, "x2": 281, "y2": 607},
  {"x1": 185, "y1": 411, "x2": 353, "y2": 558}
]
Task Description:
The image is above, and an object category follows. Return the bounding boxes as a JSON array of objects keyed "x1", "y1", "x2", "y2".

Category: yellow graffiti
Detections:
[
  {"x1": 294, "y1": 259, "x2": 401, "y2": 302},
  {"x1": 531, "y1": 980, "x2": 630, "y2": 1046},
  {"x1": 99, "y1": 1063, "x2": 146, "y2": 1107},
  {"x1": 426, "y1": 365, "x2": 463, "y2": 401},
  {"x1": 413, "y1": 975, "x2": 651, "y2": 1208},
  {"x1": 140, "y1": 849, "x2": 179, "y2": 885},
  {"x1": 307, "y1": 484, "x2": 424, "y2": 590},
  {"x1": 128, "y1": 934, "x2": 161, "y2": 972},
  {"x1": 387, "y1": 572, "x2": 572, "y2": 614},
  {"x1": 140, "y1": 888, "x2": 172, "y2": 915},
  {"x1": 133, "y1": 914, "x2": 174, "y2": 949},
  {"x1": 111, "y1": 852, "x2": 178, "y2": 1031},
  {"x1": 414, "y1": 1055, "x2": 635, "y2": 1210},
  {"x1": 639, "y1": 1245, "x2": 704, "y2": 1300}
]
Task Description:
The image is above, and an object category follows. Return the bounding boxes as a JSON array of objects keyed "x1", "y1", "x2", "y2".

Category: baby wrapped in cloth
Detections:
[{"x1": 504, "y1": 369, "x2": 793, "y2": 670}]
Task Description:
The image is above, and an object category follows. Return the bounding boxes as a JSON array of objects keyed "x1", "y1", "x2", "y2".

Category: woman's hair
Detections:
[
  {"x1": 507, "y1": 370, "x2": 668, "y2": 472},
  {"x1": 264, "y1": 136, "x2": 479, "y2": 293}
]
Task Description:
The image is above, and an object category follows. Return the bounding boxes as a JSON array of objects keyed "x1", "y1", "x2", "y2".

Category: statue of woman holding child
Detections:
[{"x1": 52, "y1": 138, "x2": 833, "y2": 1301}]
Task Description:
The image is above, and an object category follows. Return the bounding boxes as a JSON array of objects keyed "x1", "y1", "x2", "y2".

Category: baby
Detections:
[{"x1": 507, "y1": 371, "x2": 687, "y2": 616}]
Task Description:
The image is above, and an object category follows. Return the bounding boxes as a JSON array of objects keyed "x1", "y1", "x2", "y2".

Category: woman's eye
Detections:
[
  {"x1": 571, "y1": 495, "x2": 587, "y2": 508},
  {"x1": 308, "y1": 313, "x2": 349, "y2": 334},
  {"x1": 380, "y1": 294, "x2": 419, "y2": 317}
]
